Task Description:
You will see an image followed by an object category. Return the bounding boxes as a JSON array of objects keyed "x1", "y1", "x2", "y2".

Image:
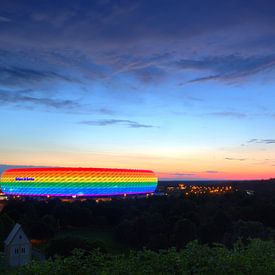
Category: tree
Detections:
[
  {"x1": 29, "y1": 221, "x2": 55, "y2": 240},
  {"x1": 45, "y1": 236, "x2": 106, "y2": 257},
  {"x1": 0, "y1": 213, "x2": 15, "y2": 250},
  {"x1": 231, "y1": 220, "x2": 269, "y2": 243},
  {"x1": 171, "y1": 218, "x2": 197, "y2": 249}
]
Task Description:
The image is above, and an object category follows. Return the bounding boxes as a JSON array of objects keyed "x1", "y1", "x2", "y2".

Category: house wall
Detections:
[{"x1": 5, "y1": 228, "x2": 31, "y2": 267}]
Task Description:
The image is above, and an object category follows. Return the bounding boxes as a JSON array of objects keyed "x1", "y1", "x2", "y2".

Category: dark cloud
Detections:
[
  {"x1": 187, "y1": 74, "x2": 221, "y2": 84},
  {"x1": 0, "y1": 66, "x2": 77, "y2": 87},
  {"x1": 0, "y1": 0, "x2": 275, "y2": 116},
  {"x1": 2, "y1": 0, "x2": 275, "y2": 44},
  {"x1": 1, "y1": 1, "x2": 275, "y2": 58},
  {"x1": 225, "y1": 157, "x2": 246, "y2": 161},
  {"x1": 0, "y1": 89, "x2": 80, "y2": 110},
  {"x1": 177, "y1": 55, "x2": 275, "y2": 83},
  {"x1": 247, "y1": 139, "x2": 258, "y2": 143},
  {"x1": 248, "y1": 139, "x2": 275, "y2": 144},
  {"x1": 1, "y1": 0, "x2": 275, "y2": 89},
  {"x1": 79, "y1": 119, "x2": 155, "y2": 128},
  {"x1": 0, "y1": 89, "x2": 115, "y2": 114}
]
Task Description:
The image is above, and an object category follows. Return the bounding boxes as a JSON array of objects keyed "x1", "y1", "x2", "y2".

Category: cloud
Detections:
[
  {"x1": 187, "y1": 75, "x2": 221, "y2": 84},
  {"x1": 105, "y1": 52, "x2": 172, "y2": 83},
  {"x1": 156, "y1": 172, "x2": 218, "y2": 180},
  {"x1": 97, "y1": 108, "x2": 116, "y2": 115},
  {"x1": 0, "y1": 66, "x2": 77, "y2": 87},
  {"x1": 225, "y1": 157, "x2": 246, "y2": 161},
  {"x1": 0, "y1": 0, "x2": 275, "y2": 118},
  {"x1": 128, "y1": 66, "x2": 166, "y2": 83},
  {"x1": 177, "y1": 54, "x2": 275, "y2": 83},
  {"x1": 205, "y1": 170, "x2": 219, "y2": 174},
  {"x1": 0, "y1": 89, "x2": 115, "y2": 114},
  {"x1": 171, "y1": 173, "x2": 197, "y2": 176},
  {"x1": 247, "y1": 139, "x2": 258, "y2": 143},
  {"x1": 1, "y1": 1, "x2": 275, "y2": 91},
  {"x1": 0, "y1": 89, "x2": 80, "y2": 110},
  {"x1": 79, "y1": 119, "x2": 155, "y2": 128},
  {"x1": 0, "y1": 16, "x2": 11, "y2": 22},
  {"x1": 157, "y1": 172, "x2": 198, "y2": 179},
  {"x1": 207, "y1": 112, "x2": 246, "y2": 118},
  {"x1": 3, "y1": 0, "x2": 275, "y2": 45},
  {"x1": 248, "y1": 139, "x2": 275, "y2": 144}
]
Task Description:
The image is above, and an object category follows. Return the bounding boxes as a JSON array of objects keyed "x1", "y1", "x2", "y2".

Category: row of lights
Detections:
[{"x1": 181, "y1": 184, "x2": 233, "y2": 195}]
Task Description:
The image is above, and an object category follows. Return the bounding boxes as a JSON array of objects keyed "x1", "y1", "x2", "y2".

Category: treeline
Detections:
[
  {"x1": 7, "y1": 239, "x2": 275, "y2": 275},
  {"x1": 1, "y1": 189, "x2": 275, "y2": 254}
]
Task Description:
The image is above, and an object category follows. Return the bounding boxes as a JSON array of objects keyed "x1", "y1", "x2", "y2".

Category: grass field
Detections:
[{"x1": 55, "y1": 227, "x2": 130, "y2": 253}]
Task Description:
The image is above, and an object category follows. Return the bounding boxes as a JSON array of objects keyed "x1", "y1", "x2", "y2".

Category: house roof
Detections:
[{"x1": 4, "y1": 223, "x2": 22, "y2": 245}]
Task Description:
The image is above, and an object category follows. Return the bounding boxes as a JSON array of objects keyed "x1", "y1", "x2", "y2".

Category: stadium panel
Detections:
[{"x1": 0, "y1": 167, "x2": 158, "y2": 197}]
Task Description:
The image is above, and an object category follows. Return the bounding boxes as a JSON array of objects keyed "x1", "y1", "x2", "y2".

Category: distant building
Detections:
[{"x1": 4, "y1": 223, "x2": 31, "y2": 267}]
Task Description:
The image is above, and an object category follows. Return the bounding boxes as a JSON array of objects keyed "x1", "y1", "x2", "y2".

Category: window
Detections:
[
  {"x1": 22, "y1": 247, "x2": 25, "y2": 253},
  {"x1": 19, "y1": 235, "x2": 22, "y2": 239}
]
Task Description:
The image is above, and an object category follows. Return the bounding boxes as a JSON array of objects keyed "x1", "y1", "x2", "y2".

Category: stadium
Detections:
[{"x1": 0, "y1": 167, "x2": 158, "y2": 197}]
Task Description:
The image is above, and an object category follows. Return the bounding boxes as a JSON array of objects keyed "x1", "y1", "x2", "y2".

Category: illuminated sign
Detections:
[{"x1": 15, "y1": 177, "x2": 35, "y2": 181}]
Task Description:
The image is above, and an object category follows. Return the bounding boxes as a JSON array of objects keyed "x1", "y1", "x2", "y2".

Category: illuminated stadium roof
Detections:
[{"x1": 0, "y1": 167, "x2": 158, "y2": 197}]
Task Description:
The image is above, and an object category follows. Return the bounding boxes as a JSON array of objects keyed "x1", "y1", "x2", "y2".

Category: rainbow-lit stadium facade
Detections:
[{"x1": 0, "y1": 167, "x2": 158, "y2": 197}]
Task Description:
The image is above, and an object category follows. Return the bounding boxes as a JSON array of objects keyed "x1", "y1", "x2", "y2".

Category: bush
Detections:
[
  {"x1": 12, "y1": 239, "x2": 275, "y2": 275},
  {"x1": 45, "y1": 236, "x2": 106, "y2": 257}
]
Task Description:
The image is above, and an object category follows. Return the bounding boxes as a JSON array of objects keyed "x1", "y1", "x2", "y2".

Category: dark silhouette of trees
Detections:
[
  {"x1": 171, "y1": 218, "x2": 197, "y2": 249},
  {"x1": 1, "y1": 182, "x2": 275, "y2": 254},
  {"x1": 0, "y1": 213, "x2": 15, "y2": 250},
  {"x1": 45, "y1": 236, "x2": 106, "y2": 257}
]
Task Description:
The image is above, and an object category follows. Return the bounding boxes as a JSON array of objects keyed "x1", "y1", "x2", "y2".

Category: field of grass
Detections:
[{"x1": 55, "y1": 227, "x2": 130, "y2": 253}]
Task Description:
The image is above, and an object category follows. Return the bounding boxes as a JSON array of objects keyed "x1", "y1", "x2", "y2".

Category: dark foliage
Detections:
[
  {"x1": 1, "y1": 181, "x2": 275, "y2": 254},
  {"x1": 14, "y1": 240, "x2": 275, "y2": 275},
  {"x1": 45, "y1": 236, "x2": 106, "y2": 257}
]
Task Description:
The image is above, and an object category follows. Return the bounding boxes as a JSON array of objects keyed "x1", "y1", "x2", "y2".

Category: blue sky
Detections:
[{"x1": 0, "y1": 0, "x2": 275, "y2": 179}]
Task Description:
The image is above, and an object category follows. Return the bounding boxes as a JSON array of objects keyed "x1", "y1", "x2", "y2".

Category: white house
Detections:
[{"x1": 4, "y1": 223, "x2": 31, "y2": 267}]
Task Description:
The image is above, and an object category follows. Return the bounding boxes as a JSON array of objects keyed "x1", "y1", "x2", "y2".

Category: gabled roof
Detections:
[{"x1": 4, "y1": 223, "x2": 23, "y2": 245}]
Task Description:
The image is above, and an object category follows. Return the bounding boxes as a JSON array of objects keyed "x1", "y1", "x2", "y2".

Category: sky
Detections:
[{"x1": 0, "y1": 0, "x2": 275, "y2": 180}]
